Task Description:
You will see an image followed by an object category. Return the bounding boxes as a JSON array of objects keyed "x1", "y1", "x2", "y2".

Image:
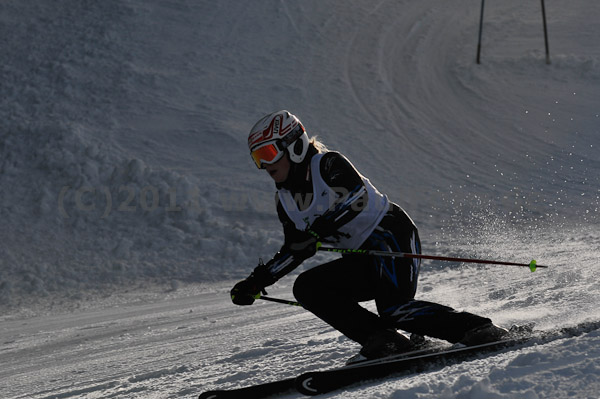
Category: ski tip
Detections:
[
  {"x1": 295, "y1": 372, "x2": 320, "y2": 396},
  {"x1": 529, "y1": 259, "x2": 537, "y2": 272}
]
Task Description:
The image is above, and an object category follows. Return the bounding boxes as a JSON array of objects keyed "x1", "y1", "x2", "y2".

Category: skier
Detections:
[{"x1": 231, "y1": 110, "x2": 508, "y2": 360}]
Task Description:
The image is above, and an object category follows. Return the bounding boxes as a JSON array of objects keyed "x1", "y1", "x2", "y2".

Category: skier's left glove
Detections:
[{"x1": 230, "y1": 261, "x2": 273, "y2": 306}]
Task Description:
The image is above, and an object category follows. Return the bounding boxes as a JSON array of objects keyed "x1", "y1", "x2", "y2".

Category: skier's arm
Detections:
[
  {"x1": 258, "y1": 198, "x2": 316, "y2": 280},
  {"x1": 231, "y1": 195, "x2": 319, "y2": 306}
]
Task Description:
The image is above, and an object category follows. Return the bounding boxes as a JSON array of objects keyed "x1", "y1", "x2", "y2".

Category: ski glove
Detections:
[
  {"x1": 230, "y1": 261, "x2": 273, "y2": 306},
  {"x1": 230, "y1": 278, "x2": 264, "y2": 306}
]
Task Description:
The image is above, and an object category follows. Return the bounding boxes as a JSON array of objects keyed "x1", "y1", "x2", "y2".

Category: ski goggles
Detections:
[
  {"x1": 250, "y1": 124, "x2": 305, "y2": 169},
  {"x1": 250, "y1": 141, "x2": 285, "y2": 169}
]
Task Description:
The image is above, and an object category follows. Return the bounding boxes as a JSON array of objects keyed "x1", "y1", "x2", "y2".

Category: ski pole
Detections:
[
  {"x1": 259, "y1": 295, "x2": 303, "y2": 307},
  {"x1": 317, "y1": 245, "x2": 547, "y2": 272}
]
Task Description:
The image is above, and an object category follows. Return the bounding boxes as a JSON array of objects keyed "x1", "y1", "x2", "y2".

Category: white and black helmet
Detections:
[{"x1": 248, "y1": 110, "x2": 310, "y2": 168}]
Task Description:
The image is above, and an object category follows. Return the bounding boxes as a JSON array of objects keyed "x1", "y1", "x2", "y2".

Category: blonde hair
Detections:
[{"x1": 310, "y1": 136, "x2": 329, "y2": 153}]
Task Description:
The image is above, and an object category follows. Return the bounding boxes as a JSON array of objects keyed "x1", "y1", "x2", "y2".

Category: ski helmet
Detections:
[{"x1": 248, "y1": 110, "x2": 310, "y2": 169}]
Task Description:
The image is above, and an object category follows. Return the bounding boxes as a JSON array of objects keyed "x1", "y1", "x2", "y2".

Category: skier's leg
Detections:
[
  {"x1": 293, "y1": 256, "x2": 383, "y2": 345},
  {"x1": 361, "y1": 204, "x2": 422, "y2": 316},
  {"x1": 383, "y1": 300, "x2": 493, "y2": 343},
  {"x1": 366, "y1": 205, "x2": 493, "y2": 343}
]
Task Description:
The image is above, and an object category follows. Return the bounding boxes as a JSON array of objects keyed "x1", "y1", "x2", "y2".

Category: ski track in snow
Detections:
[{"x1": 1, "y1": 0, "x2": 599, "y2": 398}]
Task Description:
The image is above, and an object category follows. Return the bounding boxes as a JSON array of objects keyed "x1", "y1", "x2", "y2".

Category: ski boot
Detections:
[{"x1": 459, "y1": 322, "x2": 509, "y2": 346}]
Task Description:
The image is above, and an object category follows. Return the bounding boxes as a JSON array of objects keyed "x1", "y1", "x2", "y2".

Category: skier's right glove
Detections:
[
  {"x1": 230, "y1": 261, "x2": 273, "y2": 306},
  {"x1": 230, "y1": 278, "x2": 263, "y2": 306}
]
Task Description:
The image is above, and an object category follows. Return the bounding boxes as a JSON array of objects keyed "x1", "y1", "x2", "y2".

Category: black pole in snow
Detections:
[
  {"x1": 476, "y1": 0, "x2": 485, "y2": 64},
  {"x1": 477, "y1": 0, "x2": 550, "y2": 65},
  {"x1": 541, "y1": 0, "x2": 551, "y2": 64}
]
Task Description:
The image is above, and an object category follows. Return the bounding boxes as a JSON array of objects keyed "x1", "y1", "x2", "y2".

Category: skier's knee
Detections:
[{"x1": 293, "y1": 272, "x2": 313, "y2": 306}]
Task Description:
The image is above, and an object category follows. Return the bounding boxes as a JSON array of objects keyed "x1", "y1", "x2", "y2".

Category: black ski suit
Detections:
[{"x1": 247, "y1": 147, "x2": 491, "y2": 345}]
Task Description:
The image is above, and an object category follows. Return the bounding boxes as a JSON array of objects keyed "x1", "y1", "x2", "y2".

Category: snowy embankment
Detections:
[
  {"x1": 1, "y1": 0, "x2": 599, "y2": 398},
  {"x1": 1, "y1": 0, "x2": 598, "y2": 305}
]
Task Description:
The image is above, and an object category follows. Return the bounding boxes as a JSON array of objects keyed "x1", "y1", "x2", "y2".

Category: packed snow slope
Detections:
[{"x1": 1, "y1": 0, "x2": 600, "y2": 398}]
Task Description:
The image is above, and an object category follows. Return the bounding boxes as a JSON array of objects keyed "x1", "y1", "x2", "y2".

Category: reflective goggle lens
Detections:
[{"x1": 251, "y1": 143, "x2": 282, "y2": 169}]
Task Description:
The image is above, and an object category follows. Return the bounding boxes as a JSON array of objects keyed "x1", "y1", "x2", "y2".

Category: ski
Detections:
[
  {"x1": 198, "y1": 377, "x2": 296, "y2": 399},
  {"x1": 295, "y1": 336, "x2": 528, "y2": 395},
  {"x1": 294, "y1": 321, "x2": 600, "y2": 396},
  {"x1": 199, "y1": 321, "x2": 600, "y2": 398}
]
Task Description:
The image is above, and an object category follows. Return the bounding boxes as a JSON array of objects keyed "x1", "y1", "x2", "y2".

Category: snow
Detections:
[{"x1": 0, "y1": 0, "x2": 599, "y2": 398}]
